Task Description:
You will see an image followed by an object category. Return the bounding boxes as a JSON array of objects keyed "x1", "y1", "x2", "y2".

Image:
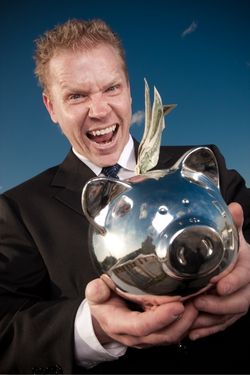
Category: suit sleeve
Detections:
[
  {"x1": 210, "y1": 144, "x2": 250, "y2": 244},
  {"x1": 0, "y1": 195, "x2": 83, "y2": 373}
]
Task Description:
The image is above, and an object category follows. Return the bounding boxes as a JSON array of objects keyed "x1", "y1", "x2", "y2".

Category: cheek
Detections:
[
  {"x1": 118, "y1": 96, "x2": 132, "y2": 124},
  {"x1": 57, "y1": 107, "x2": 84, "y2": 131},
  {"x1": 124, "y1": 102, "x2": 132, "y2": 127}
]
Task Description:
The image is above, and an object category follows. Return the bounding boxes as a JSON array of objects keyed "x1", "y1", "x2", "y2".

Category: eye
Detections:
[
  {"x1": 105, "y1": 84, "x2": 120, "y2": 94},
  {"x1": 68, "y1": 93, "x2": 86, "y2": 101},
  {"x1": 158, "y1": 206, "x2": 168, "y2": 215}
]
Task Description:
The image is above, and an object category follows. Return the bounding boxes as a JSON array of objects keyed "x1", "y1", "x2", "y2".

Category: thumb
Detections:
[
  {"x1": 85, "y1": 278, "x2": 111, "y2": 305},
  {"x1": 228, "y1": 202, "x2": 244, "y2": 231}
]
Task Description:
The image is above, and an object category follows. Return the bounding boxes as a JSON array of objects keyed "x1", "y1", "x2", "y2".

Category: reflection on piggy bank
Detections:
[{"x1": 82, "y1": 147, "x2": 238, "y2": 299}]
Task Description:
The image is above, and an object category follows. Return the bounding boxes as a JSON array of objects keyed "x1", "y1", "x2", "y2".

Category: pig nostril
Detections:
[
  {"x1": 176, "y1": 238, "x2": 214, "y2": 268},
  {"x1": 177, "y1": 247, "x2": 187, "y2": 265},
  {"x1": 200, "y1": 238, "x2": 214, "y2": 257}
]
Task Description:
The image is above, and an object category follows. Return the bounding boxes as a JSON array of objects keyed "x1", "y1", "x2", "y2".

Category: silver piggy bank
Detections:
[{"x1": 82, "y1": 147, "x2": 238, "y2": 300}]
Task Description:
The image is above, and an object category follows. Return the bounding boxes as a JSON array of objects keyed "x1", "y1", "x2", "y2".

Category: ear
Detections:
[
  {"x1": 180, "y1": 147, "x2": 220, "y2": 189},
  {"x1": 81, "y1": 177, "x2": 131, "y2": 234},
  {"x1": 42, "y1": 92, "x2": 58, "y2": 124}
]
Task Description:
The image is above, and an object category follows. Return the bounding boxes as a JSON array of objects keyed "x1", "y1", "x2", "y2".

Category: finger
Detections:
[
  {"x1": 216, "y1": 234, "x2": 250, "y2": 296},
  {"x1": 146, "y1": 301, "x2": 198, "y2": 345},
  {"x1": 136, "y1": 302, "x2": 198, "y2": 347},
  {"x1": 208, "y1": 202, "x2": 245, "y2": 291},
  {"x1": 228, "y1": 202, "x2": 244, "y2": 230},
  {"x1": 191, "y1": 312, "x2": 232, "y2": 329},
  {"x1": 193, "y1": 284, "x2": 250, "y2": 315},
  {"x1": 116, "y1": 302, "x2": 198, "y2": 348},
  {"x1": 112, "y1": 301, "x2": 185, "y2": 336},
  {"x1": 85, "y1": 278, "x2": 111, "y2": 304},
  {"x1": 216, "y1": 255, "x2": 250, "y2": 296},
  {"x1": 210, "y1": 202, "x2": 250, "y2": 296},
  {"x1": 163, "y1": 301, "x2": 198, "y2": 342},
  {"x1": 189, "y1": 313, "x2": 245, "y2": 340}
]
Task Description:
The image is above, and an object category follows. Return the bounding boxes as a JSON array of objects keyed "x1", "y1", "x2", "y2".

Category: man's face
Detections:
[{"x1": 43, "y1": 44, "x2": 132, "y2": 167}]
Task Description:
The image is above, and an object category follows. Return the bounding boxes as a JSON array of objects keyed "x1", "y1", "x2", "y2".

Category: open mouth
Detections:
[{"x1": 87, "y1": 124, "x2": 118, "y2": 144}]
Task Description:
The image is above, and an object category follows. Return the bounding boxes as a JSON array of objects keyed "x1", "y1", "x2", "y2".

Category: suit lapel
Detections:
[{"x1": 51, "y1": 150, "x2": 95, "y2": 216}]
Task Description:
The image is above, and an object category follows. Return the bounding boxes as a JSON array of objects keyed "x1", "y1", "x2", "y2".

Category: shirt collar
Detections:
[{"x1": 72, "y1": 134, "x2": 136, "y2": 176}]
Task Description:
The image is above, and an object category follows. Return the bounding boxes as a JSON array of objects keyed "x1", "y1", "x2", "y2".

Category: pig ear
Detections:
[
  {"x1": 81, "y1": 177, "x2": 131, "y2": 234},
  {"x1": 180, "y1": 147, "x2": 220, "y2": 189}
]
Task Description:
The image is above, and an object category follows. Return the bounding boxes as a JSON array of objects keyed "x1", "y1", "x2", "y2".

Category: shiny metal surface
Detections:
[{"x1": 82, "y1": 147, "x2": 238, "y2": 298}]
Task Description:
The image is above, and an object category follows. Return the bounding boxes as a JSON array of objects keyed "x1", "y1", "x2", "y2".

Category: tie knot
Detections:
[{"x1": 101, "y1": 164, "x2": 121, "y2": 179}]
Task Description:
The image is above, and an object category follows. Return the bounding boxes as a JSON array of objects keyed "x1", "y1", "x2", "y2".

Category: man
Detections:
[{"x1": 0, "y1": 18, "x2": 250, "y2": 374}]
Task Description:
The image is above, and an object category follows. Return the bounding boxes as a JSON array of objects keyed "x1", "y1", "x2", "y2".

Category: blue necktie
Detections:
[{"x1": 102, "y1": 164, "x2": 121, "y2": 179}]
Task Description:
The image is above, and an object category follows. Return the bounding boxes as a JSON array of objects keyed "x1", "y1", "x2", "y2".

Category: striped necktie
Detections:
[{"x1": 101, "y1": 164, "x2": 121, "y2": 179}]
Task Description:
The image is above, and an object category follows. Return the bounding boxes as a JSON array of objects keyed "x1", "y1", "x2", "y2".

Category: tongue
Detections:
[{"x1": 89, "y1": 132, "x2": 113, "y2": 144}]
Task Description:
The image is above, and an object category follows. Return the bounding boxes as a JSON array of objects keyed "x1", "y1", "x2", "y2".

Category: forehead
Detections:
[{"x1": 48, "y1": 45, "x2": 126, "y2": 90}]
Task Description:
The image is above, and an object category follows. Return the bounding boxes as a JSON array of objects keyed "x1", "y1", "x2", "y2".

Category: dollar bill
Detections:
[{"x1": 135, "y1": 79, "x2": 177, "y2": 175}]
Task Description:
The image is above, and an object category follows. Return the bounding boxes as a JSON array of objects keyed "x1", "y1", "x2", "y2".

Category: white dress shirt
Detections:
[{"x1": 72, "y1": 135, "x2": 136, "y2": 368}]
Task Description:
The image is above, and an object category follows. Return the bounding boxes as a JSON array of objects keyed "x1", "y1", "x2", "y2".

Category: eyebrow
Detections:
[{"x1": 62, "y1": 77, "x2": 123, "y2": 95}]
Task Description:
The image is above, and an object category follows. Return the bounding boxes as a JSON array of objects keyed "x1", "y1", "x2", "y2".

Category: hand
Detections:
[
  {"x1": 85, "y1": 277, "x2": 198, "y2": 348},
  {"x1": 189, "y1": 202, "x2": 250, "y2": 340}
]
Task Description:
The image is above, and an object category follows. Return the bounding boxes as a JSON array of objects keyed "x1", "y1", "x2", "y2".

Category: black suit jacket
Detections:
[{"x1": 0, "y1": 142, "x2": 250, "y2": 374}]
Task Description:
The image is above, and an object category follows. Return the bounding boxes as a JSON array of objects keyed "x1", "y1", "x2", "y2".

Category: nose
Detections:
[
  {"x1": 167, "y1": 226, "x2": 225, "y2": 277},
  {"x1": 88, "y1": 94, "x2": 111, "y2": 119}
]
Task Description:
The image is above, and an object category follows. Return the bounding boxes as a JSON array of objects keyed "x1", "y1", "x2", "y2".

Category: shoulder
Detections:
[
  {"x1": 159, "y1": 143, "x2": 221, "y2": 156},
  {"x1": 2, "y1": 164, "x2": 60, "y2": 203},
  {"x1": 1, "y1": 150, "x2": 76, "y2": 201}
]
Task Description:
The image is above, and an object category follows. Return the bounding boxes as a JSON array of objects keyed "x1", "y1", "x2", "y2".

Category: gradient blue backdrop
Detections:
[{"x1": 1, "y1": 0, "x2": 250, "y2": 193}]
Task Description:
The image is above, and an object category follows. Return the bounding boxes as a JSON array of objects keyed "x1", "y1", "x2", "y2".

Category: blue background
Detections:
[{"x1": 1, "y1": 0, "x2": 249, "y2": 192}]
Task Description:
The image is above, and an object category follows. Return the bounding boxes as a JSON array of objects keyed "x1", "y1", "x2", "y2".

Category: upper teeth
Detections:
[{"x1": 90, "y1": 125, "x2": 116, "y2": 137}]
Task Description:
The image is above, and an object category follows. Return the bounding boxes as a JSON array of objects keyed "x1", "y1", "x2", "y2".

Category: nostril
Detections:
[
  {"x1": 200, "y1": 238, "x2": 214, "y2": 257},
  {"x1": 177, "y1": 246, "x2": 187, "y2": 265}
]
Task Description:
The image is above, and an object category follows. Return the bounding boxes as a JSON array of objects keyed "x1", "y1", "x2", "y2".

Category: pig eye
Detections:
[
  {"x1": 112, "y1": 195, "x2": 133, "y2": 218},
  {"x1": 158, "y1": 205, "x2": 168, "y2": 215}
]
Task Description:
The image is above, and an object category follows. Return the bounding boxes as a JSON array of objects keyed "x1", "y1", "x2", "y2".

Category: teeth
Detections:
[{"x1": 90, "y1": 125, "x2": 116, "y2": 137}]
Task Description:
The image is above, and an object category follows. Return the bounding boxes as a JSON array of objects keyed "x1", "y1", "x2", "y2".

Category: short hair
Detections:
[{"x1": 34, "y1": 18, "x2": 128, "y2": 92}]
